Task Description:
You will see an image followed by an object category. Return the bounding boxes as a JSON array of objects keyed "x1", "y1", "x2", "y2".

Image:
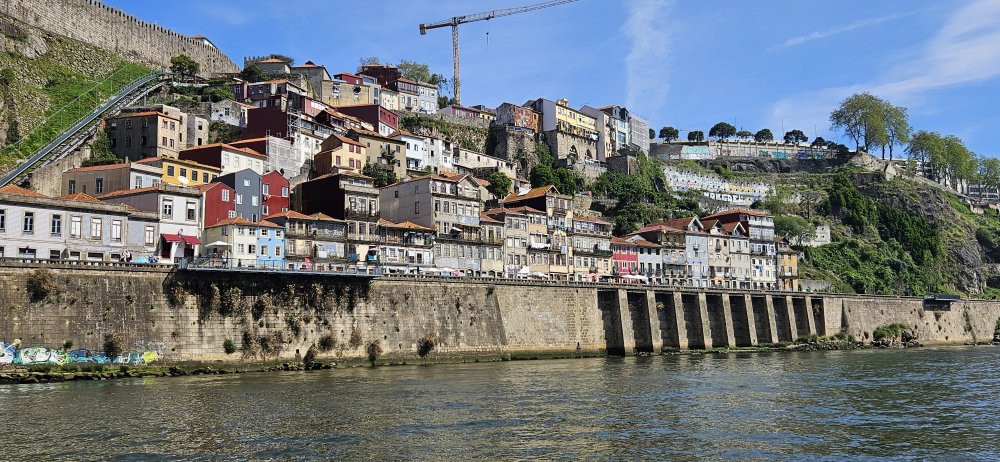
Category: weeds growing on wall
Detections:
[
  {"x1": 318, "y1": 334, "x2": 337, "y2": 353},
  {"x1": 252, "y1": 294, "x2": 273, "y2": 321},
  {"x1": 417, "y1": 334, "x2": 436, "y2": 357},
  {"x1": 240, "y1": 329, "x2": 260, "y2": 359},
  {"x1": 26, "y1": 269, "x2": 57, "y2": 302},
  {"x1": 223, "y1": 338, "x2": 236, "y2": 355},
  {"x1": 102, "y1": 332, "x2": 125, "y2": 360},
  {"x1": 303, "y1": 344, "x2": 318, "y2": 368},
  {"x1": 258, "y1": 331, "x2": 285, "y2": 361},
  {"x1": 220, "y1": 287, "x2": 245, "y2": 317},
  {"x1": 366, "y1": 340, "x2": 382, "y2": 365},
  {"x1": 349, "y1": 329, "x2": 363, "y2": 349}
]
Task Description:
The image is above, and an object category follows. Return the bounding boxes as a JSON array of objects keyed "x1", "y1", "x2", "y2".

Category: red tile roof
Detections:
[
  {"x1": 96, "y1": 186, "x2": 160, "y2": 199},
  {"x1": 575, "y1": 215, "x2": 611, "y2": 225},
  {"x1": 0, "y1": 184, "x2": 48, "y2": 198},
  {"x1": 56, "y1": 193, "x2": 102, "y2": 203},
  {"x1": 205, "y1": 216, "x2": 281, "y2": 229},
  {"x1": 702, "y1": 208, "x2": 770, "y2": 219},
  {"x1": 66, "y1": 162, "x2": 129, "y2": 173},
  {"x1": 378, "y1": 219, "x2": 433, "y2": 231},
  {"x1": 502, "y1": 185, "x2": 559, "y2": 203}
]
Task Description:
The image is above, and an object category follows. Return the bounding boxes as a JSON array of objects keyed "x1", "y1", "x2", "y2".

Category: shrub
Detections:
[
  {"x1": 285, "y1": 316, "x2": 302, "y2": 338},
  {"x1": 223, "y1": 338, "x2": 236, "y2": 355},
  {"x1": 259, "y1": 331, "x2": 285, "y2": 360},
  {"x1": 220, "y1": 287, "x2": 245, "y2": 317},
  {"x1": 62, "y1": 340, "x2": 74, "y2": 351},
  {"x1": 417, "y1": 334, "x2": 436, "y2": 357},
  {"x1": 166, "y1": 281, "x2": 186, "y2": 307},
  {"x1": 366, "y1": 340, "x2": 382, "y2": 364},
  {"x1": 252, "y1": 294, "x2": 273, "y2": 321},
  {"x1": 103, "y1": 332, "x2": 126, "y2": 360},
  {"x1": 26, "y1": 269, "x2": 58, "y2": 302},
  {"x1": 872, "y1": 323, "x2": 907, "y2": 341},
  {"x1": 318, "y1": 334, "x2": 337, "y2": 353},
  {"x1": 240, "y1": 330, "x2": 259, "y2": 359},
  {"x1": 303, "y1": 344, "x2": 318, "y2": 368},
  {"x1": 349, "y1": 329, "x2": 362, "y2": 349}
]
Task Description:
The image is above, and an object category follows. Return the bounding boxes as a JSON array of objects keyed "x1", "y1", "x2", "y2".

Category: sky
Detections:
[{"x1": 105, "y1": 0, "x2": 1000, "y2": 156}]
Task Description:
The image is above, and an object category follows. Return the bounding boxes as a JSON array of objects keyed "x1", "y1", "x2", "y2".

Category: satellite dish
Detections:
[{"x1": 178, "y1": 176, "x2": 190, "y2": 185}]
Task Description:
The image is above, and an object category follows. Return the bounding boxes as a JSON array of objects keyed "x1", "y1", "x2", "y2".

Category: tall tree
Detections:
[
  {"x1": 648, "y1": 128, "x2": 656, "y2": 139},
  {"x1": 811, "y1": 136, "x2": 827, "y2": 147},
  {"x1": 735, "y1": 130, "x2": 753, "y2": 140},
  {"x1": 659, "y1": 126, "x2": 679, "y2": 141},
  {"x1": 882, "y1": 103, "x2": 911, "y2": 161},
  {"x1": 754, "y1": 129, "x2": 774, "y2": 142},
  {"x1": 830, "y1": 92, "x2": 888, "y2": 155},
  {"x1": 708, "y1": 122, "x2": 736, "y2": 140},
  {"x1": 687, "y1": 130, "x2": 705, "y2": 142},
  {"x1": 170, "y1": 54, "x2": 200, "y2": 80},
  {"x1": 357, "y1": 56, "x2": 381, "y2": 72},
  {"x1": 485, "y1": 171, "x2": 512, "y2": 198},
  {"x1": 907, "y1": 130, "x2": 945, "y2": 177},
  {"x1": 978, "y1": 157, "x2": 1000, "y2": 199},
  {"x1": 783, "y1": 129, "x2": 809, "y2": 144}
]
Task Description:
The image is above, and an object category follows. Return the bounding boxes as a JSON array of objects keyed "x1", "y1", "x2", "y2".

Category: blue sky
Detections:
[{"x1": 106, "y1": 0, "x2": 1000, "y2": 156}]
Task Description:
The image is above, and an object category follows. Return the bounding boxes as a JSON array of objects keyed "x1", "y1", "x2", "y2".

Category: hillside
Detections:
[{"x1": 0, "y1": 14, "x2": 150, "y2": 173}]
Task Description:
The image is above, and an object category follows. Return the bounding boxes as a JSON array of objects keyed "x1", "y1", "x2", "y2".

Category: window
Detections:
[
  {"x1": 95, "y1": 178, "x2": 104, "y2": 194},
  {"x1": 162, "y1": 136, "x2": 167, "y2": 146},
  {"x1": 222, "y1": 189, "x2": 230, "y2": 202},
  {"x1": 169, "y1": 139, "x2": 175, "y2": 148},
  {"x1": 414, "y1": 201, "x2": 420, "y2": 215},
  {"x1": 49, "y1": 250, "x2": 62, "y2": 260},
  {"x1": 71, "y1": 216, "x2": 82, "y2": 238},
  {"x1": 68, "y1": 180, "x2": 76, "y2": 194},
  {"x1": 262, "y1": 184, "x2": 270, "y2": 195},
  {"x1": 238, "y1": 244, "x2": 245, "y2": 254},
  {"x1": 91, "y1": 218, "x2": 102, "y2": 239},
  {"x1": 186, "y1": 202, "x2": 197, "y2": 221},
  {"x1": 275, "y1": 246, "x2": 282, "y2": 257},
  {"x1": 248, "y1": 244, "x2": 256, "y2": 254},
  {"x1": 162, "y1": 199, "x2": 173, "y2": 218},
  {"x1": 227, "y1": 210, "x2": 237, "y2": 218},
  {"x1": 236, "y1": 193, "x2": 243, "y2": 205},
  {"x1": 202, "y1": 172, "x2": 209, "y2": 182},
  {"x1": 263, "y1": 205, "x2": 269, "y2": 216},
  {"x1": 22, "y1": 212, "x2": 34, "y2": 233},
  {"x1": 125, "y1": 137, "x2": 132, "y2": 147},
  {"x1": 167, "y1": 166, "x2": 175, "y2": 177},
  {"x1": 51, "y1": 215, "x2": 61, "y2": 236},
  {"x1": 144, "y1": 226, "x2": 155, "y2": 246},
  {"x1": 0, "y1": 209, "x2": 4, "y2": 231},
  {"x1": 251, "y1": 195, "x2": 259, "y2": 206},
  {"x1": 111, "y1": 220, "x2": 122, "y2": 242},
  {"x1": 281, "y1": 187, "x2": 288, "y2": 197},
  {"x1": 141, "y1": 135, "x2": 148, "y2": 146},
  {"x1": 180, "y1": 168, "x2": 187, "y2": 178},
  {"x1": 243, "y1": 178, "x2": 250, "y2": 187},
  {"x1": 135, "y1": 177, "x2": 143, "y2": 189},
  {"x1": 260, "y1": 245, "x2": 268, "y2": 256}
]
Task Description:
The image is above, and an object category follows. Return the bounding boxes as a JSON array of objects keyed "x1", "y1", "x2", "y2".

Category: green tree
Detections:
[
  {"x1": 659, "y1": 126, "x2": 679, "y2": 141},
  {"x1": 398, "y1": 59, "x2": 435, "y2": 83},
  {"x1": 170, "y1": 54, "x2": 200, "y2": 80},
  {"x1": 735, "y1": 130, "x2": 753, "y2": 140},
  {"x1": 239, "y1": 64, "x2": 267, "y2": 83},
  {"x1": 687, "y1": 130, "x2": 705, "y2": 142},
  {"x1": 830, "y1": 92, "x2": 889, "y2": 155},
  {"x1": 882, "y1": 102, "x2": 911, "y2": 161},
  {"x1": 907, "y1": 130, "x2": 945, "y2": 176},
  {"x1": 530, "y1": 163, "x2": 556, "y2": 189},
  {"x1": 708, "y1": 122, "x2": 736, "y2": 140},
  {"x1": 774, "y1": 215, "x2": 816, "y2": 246},
  {"x1": 979, "y1": 157, "x2": 1000, "y2": 192},
  {"x1": 648, "y1": 128, "x2": 656, "y2": 139},
  {"x1": 203, "y1": 86, "x2": 235, "y2": 103},
  {"x1": 754, "y1": 129, "x2": 774, "y2": 142},
  {"x1": 357, "y1": 56, "x2": 381, "y2": 72},
  {"x1": 362, "y1": 164, "x2": 398, "y2": 188},
  {"x1": 485, "y1": 171, "x2": 512, "y2": 198},
  {"x1": 783, "y1": 129, "x2": 809, "y2": 144},
  {"x1": 81, "y1": 132, "x2": 120, "y2": 167},
  {"x1": 811, "y1": 136, "x2": 827, "y2": 147}
]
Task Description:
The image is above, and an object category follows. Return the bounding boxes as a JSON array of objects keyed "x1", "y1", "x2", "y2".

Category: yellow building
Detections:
[
  {"x1": 554, "y1": 99, "x2": 597, "y2": 136},
  {"x1": 314, "y1": 135, "x2": 366, "y2": 175},
  {"x1": 134, "y1": 157, "x2": 221, "y2": 187},
  {"x1": 777, "y1": 237, "x2": 799, "y2": 291}
]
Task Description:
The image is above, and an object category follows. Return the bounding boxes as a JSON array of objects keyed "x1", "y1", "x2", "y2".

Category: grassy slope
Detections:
[{"x1": 0, "y1": 15, "x2": 151, "y2": 172}]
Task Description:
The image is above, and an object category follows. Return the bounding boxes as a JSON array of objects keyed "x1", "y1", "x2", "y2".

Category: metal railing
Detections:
[{"x1": 1, "y1": 71, "x2": 168, "y2": 187}]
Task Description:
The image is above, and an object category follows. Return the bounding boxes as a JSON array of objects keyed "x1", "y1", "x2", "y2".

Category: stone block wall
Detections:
[{"x1": 2, "y1": 0, "x2": 239, "y2": 74}]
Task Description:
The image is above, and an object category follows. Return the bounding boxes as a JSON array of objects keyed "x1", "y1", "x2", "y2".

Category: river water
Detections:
[{"x1": 2, "y1": 347, "x2": 999, "y2": 461}]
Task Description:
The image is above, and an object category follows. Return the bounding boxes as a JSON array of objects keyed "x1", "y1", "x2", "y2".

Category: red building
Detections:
[
  {"x1": 357, "y1": 65, "x2": 402, "y2": 86},
  {"x1": 611, "y1": 237, "x2": 638, "y2": 275},
  {"x1": 198, "y1": 182, "x2": 236, "y2": 227},
  {"x1": 261, "y1": 170, "x2": 290, "y2": 217},
  {"x1": 333, "y1": 72, "x2": 363, "y2": 85},
  {"x1": 335, "y1": 104, "x2": 398, "y2": 135}
]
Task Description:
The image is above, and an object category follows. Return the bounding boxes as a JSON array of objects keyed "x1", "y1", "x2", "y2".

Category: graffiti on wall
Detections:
[{"x1": 0, "y1": 340, "x2": 158, "y2": 366}]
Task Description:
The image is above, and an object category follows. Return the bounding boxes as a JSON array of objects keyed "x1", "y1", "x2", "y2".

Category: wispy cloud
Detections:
[
  {"x1": 769, "y1": 0, "x2": 1000, "y2": 136},
  {"x1": 624, "y1": 0, "x2": 674, "y2": 119},
  {"x1": 777, "y1": 11, "x2": 917, "y2": 49}
]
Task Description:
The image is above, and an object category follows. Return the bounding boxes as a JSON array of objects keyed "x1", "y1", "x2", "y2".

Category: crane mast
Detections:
[{"x1": 419, "y1": 0, "x2": 579, "y2": 105}]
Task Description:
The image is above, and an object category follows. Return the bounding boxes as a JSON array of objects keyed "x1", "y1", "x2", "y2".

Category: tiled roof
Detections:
[
  {"x1": 330, "y1": 134, "x2": 363, "y2": 147},
  {"x1": 96, "y1": 185, "x2": 160, "y2": 199},
  {"x1": 66, "y1": 162, "x2": 129, "y2": 173},
  {"x1": 378, "y1": 219, "x2": 433, "y2": 231},
  {"x1": 502, "y1": 185, "x2": 557, "y2": 203},
  {"x1": 0, "y1": 184, "x2": 48, "y2": 198},
  {"x1": 180, "y1": 143, "x2": 266, "y2": 160},
  {"x1": 628, "y1": 222, "x2": 685, "y2": 236},
  {"x1": 56, "y1": 193, "x2": 102, "y2": 203},
  {"x1": 575, "y1": 215, "x2": 611, "y2": 225},
  {"x1": 110, "y1": 111, "x2": 179, "y2": 121},
  {"x1": 310, "y1": 213, "x2": 343, "y2": 222},
  {"x1": 265, "y1": 210, "x2": 312, "y2": 220},
  {"x1": 256, "y1": 58, "x2": 288, "y2": 64},
  {"x1": 478, "y1": 214, "x2": 502, "y2": 224},
  {"x1": 205, "y1": 216, "x2": 282, "y2": 229}
]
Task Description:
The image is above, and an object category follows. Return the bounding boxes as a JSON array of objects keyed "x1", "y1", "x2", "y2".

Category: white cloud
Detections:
[
  {"x1": 770, "y1": 0, "x2": 1000, "y2": 136},
  {"x1": 777, "y1": 11, "x2": 916, "y2": 49},
  {"x1": 624, "y1": 0, "x2": 674, "y2": 118}
]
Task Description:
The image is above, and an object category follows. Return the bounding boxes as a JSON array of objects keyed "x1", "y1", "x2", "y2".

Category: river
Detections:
[{"x1": 2, "y1": 347, "x2": 999, "y2": 461}]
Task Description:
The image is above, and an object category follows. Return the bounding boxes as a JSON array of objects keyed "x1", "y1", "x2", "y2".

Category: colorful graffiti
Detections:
[{"x1": 0, "y1": 340, "x2": 158, "y2": 366}]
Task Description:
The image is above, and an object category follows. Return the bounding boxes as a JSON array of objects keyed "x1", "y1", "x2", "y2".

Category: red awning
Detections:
[
  {"x1": 181, "y1": 235, "x2": 201, "y2": 245},
  {"x1": 161, "y1": 234, "x2": 183, "y2": 243}
]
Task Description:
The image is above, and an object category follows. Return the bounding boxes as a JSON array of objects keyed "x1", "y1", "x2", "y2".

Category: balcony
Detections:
[
  {"x1": 345, "y1": 209, "x2": 379, "y2": 220},
  {"x1": 576, "y1": 245, "x2": 613, "y2": 257}
]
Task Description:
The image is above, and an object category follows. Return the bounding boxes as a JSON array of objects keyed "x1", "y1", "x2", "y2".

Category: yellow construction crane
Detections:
[{"x1": 419, "y1": 0, "x2": 579, "y2": 105}]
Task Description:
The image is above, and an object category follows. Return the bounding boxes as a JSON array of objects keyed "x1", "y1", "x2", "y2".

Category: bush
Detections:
[
  {"x1": 103, "y1": 332, "x2": 126, "y2": 360},
  {"x1": 252, "y1": 294, "x2": 272, "y2": 321},
  {"x1": 220, "y1": 287, "x2": 245, "y2": 317},
  {"x1": 417, "y1": 334, "x2": 436, "y2": 357},
  {"x1": 318, "y1": 334, "x2": 337, "y2": 353},
  {"x1": 62, "y1": 340, "x2": 74, "y2": 351},
  {"x1": 223, "y1": 338, "x2": 236, "y2": 355},
  {"x1": 303, "y1": 344, "x2": 318, "y2": 368},
  {"x1": 26, "y1": 269, "x2": 58, "y2": 302},
  {"x1": 349, "y1": 329, "x2": 362, "y2": 349},
  {"x1": 366, "y1": 340, "x2": 382, "y2": 364},
  {"x1": 240, "y1": 330, "x2": 259, "y2": 359},
  {"x1": 259, "y1": 331, "x2": 285, "y2": 360},
  {"x1": 872, "y1": 323, "x2": 907, "y2": 342}
]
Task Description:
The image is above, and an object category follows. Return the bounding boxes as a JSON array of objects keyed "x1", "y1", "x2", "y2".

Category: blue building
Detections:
[{"x1": 256, "y1": 220, "x2": 285, "y2": 269}]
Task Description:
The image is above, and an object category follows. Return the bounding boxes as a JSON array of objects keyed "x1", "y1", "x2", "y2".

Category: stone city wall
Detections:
[{"x1": 2, "y1": 0, "x2": 239, "y2": 74}]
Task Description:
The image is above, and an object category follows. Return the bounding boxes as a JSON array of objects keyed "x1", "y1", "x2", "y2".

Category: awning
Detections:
[
  {"x1": 181, "y1": 235, "x2": 201, "y2": 245},
  {"x1": 161, "y1": 234, "x2": 183, "y2": 243}
]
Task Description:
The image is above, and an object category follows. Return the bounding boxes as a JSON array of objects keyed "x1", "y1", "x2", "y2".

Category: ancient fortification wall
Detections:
[
  {"x1": 1, "y1": 0, "x2": 239, "y2": 74},
  {"x1": 1, "y1": 264, "x2": 998, "y2": 366}
]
